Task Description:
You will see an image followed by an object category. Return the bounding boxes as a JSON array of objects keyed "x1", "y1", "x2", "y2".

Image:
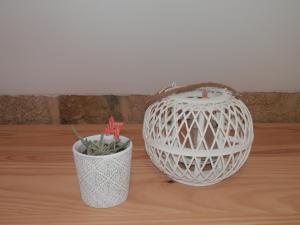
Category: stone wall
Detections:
[{"x1": 0, "y1": 93, "x2": 299, "y2": 124}]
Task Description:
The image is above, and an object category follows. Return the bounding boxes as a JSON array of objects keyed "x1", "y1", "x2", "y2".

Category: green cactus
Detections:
[{"x1": 72, "y1": 126, "x2": 130, "y2": 156}]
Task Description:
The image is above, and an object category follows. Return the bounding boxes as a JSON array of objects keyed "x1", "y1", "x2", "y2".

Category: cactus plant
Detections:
[{"x1": 72, "y1": 116, "x2": 130, "y2": 156}]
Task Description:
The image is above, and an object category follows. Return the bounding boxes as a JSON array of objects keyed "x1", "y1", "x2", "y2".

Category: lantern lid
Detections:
[
  {"x1": 166, "y1": 87, "x2": 233, "y2": 105},
  {"x1": 145, "y1": 82, "x2": 238, "y2": 108}
]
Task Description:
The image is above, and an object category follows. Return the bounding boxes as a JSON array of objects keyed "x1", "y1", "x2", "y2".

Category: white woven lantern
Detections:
[{"x1": 143, "y1": 83, "x2": 254, "y2": 186}]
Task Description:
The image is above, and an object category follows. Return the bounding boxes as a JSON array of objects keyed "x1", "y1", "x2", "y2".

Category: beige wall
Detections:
[{"x1": 0, "y1": 0, "x2": 299, "y2": 95}]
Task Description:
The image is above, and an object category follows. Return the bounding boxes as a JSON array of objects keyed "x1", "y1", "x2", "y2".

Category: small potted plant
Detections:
[{"x1": 72, "y1": 116, "x2": 132, "y2": 208}]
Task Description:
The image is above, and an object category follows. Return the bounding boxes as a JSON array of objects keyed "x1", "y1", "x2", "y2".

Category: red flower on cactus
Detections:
[{"x1": 103, "y1": 116, "x2": 124, "y2": 139}]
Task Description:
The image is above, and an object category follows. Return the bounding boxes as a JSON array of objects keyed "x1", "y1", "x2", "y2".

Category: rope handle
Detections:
[{"x1": 145, "y1": 82, "x2": 239, "y2": 109}]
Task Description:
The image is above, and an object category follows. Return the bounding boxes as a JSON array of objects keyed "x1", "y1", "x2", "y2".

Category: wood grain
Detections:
[{"x1": 0, "y1": 124, "x2": 299, "y2": 225}]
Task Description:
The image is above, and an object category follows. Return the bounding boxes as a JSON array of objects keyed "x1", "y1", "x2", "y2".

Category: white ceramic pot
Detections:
[{"x1": 72, "y1": 135, "x2": 132, "y2": 208}]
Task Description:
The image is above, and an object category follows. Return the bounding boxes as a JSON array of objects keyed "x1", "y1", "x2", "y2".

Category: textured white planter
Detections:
[{"x1": 72, "y1": 135, "x2": 132, "y2": 208}]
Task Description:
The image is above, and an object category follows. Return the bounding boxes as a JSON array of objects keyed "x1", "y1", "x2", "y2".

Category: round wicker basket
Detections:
[{"x1": 143, "y1": 83, "x2": 254, "y2": 186}]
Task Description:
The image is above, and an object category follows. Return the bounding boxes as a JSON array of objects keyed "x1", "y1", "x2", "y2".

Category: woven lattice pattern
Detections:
[
  {"x1": 73, "y1": 135, "x2": 132, "y2": 208},
  {"x1": 143, "y1": 87, "x2": 254, "y2": 186}
]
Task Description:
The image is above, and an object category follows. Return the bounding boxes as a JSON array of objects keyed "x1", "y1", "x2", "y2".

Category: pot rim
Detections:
[{"x1": 72, "y1": 134, "x2": 132, "y2": 159}]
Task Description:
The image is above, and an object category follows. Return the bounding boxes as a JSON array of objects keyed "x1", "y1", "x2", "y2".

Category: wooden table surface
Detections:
[{"x1": 0, "y1": 124, "x2": 299, "y2": 225}]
